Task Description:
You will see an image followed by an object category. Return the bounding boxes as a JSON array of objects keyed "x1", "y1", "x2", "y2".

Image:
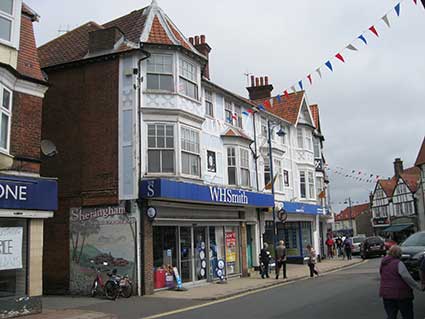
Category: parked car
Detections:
[
  {"x1": 351, "y1": 235, "x2": 366, "y2": 255},
  {"x1": 400, "y1": 231, "x2": 425, "y2": 280},
  {"x1": 360, "y1": 237, "x2": 386, "y2": 259}
]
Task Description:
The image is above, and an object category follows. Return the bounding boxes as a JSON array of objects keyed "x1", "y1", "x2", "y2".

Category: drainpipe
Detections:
[{"x1": 136, "y1": 43, "x2": 151, "y2": 296}]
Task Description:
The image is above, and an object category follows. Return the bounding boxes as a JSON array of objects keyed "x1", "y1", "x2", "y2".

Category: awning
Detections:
[{"x1": 383, "y1": 224, "x2": 414, "y2": 233}]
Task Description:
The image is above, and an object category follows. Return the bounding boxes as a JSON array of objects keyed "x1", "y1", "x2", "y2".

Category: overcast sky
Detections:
[{"x1": 27, "y1": 0, "x2": 425, "y2": 212}]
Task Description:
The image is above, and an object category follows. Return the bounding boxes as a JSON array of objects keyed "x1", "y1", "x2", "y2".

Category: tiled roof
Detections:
[
  {"x1": 16, "y1": 4, "x2": 44, "y2": 81},
  {"x1": 310, "y1": 104, "x2": 319, "y2": 130},
  {"x1": 379, "y1": 178, "x2": 397, "y2": 197},
  {"x1": 39, "y1": 22, "x2": 104, "y2": 68},
  {"x1": 38, "y1": 2, "x2": 205, "y2": 69},
  {"x1": 221, "y1": 128, "x2": 252, "y2": 141},
  {"x1": 335, "y1": 203, "x2": 369, "y2": 221},
  {"x1": 256, "y1": 91, "x2": 305, "y2": 125},
  {"x1": 400, "y1": 166, "x2": 420, "y2": 193},
  {"x1": 415, "y1": 137, "x2": 425, "y2": 166}
]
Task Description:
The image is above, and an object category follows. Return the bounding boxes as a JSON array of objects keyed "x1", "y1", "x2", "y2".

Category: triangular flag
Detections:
[
  {"x1": 395, "y1": 3, "x2": 401, "y2": 16},
  {"x1": 382, "y1": 14, "x2": 391, "y2": 28},
  {"x1": 307, "y1": 74, "x2": 312, "y2": 85},
  {"x1": 298, "y1": 80, "x2": 304, "y2": 90},
  {"x1": 264, "y1": 100, "x2": 271, "y2": 108},
  {"x1": 346, "y1": 44, "x2": 358, "y2": 51},
  {"x1": 242, "y1": 111, "x2": 249, "y2": 116},
  {"x1": 413, "y1": 0, "x2": 417, "y2": 4},
  {"x1": 257, "y1": 105, "x2": 265, "y2": 110},
  {"x1": 358, "y1": 34, "x2": 368, "y2": 45},
  {"x1": 316, "y1": 68, "x2": 322, "y2": 78},
  {"x1": 276, "y1": 95, "x2": 282, "y2": 103},
  {"x1": 335, "y1": 53, "x2": 345, "y2": 63},
  {"x1": 247, "y1": 108, "x2": 255, "y2": 114},
  {"x1": 284, "y1": 90, "x2": 289, "y2": 99},
  {"x1": 290, "y1": 85, "x2": 296, "y2": 93},
  {"x1": 369, "y1": 26, "x2": 379, "y2": 37},
  {"x1": 325, "y1": 61, "x2": 333, "y2": 72}
]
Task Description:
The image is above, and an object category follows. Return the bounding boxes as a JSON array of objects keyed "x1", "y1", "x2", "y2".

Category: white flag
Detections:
[
  {"x1": 382, "y1": 15, "x2": 391, "y2": 28},
  {"x1": 346, "y1": 44, "x2": 358, "y2": 51},
  {"x1": 316, "y1": 68, "x2": 322, "y2": 78}
]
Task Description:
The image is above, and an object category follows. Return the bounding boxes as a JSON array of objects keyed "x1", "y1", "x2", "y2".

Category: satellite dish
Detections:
[{"x1": 40, "y1": 140, "x2": 58, "y2": 157}]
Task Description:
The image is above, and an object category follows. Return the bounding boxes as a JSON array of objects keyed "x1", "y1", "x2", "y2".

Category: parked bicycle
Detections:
[{"x1": 90, "y1": 260, "x2": 133, "y2": 300}]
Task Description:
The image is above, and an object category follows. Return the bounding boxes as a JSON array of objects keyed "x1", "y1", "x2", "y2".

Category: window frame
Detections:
[
  {"x1": 274, "y1": 159, "x2": 283, "y2": 192},
  {"x1": 180, "y1": 126, "x2": 201, "y2": 177},
  {"x1": 225, "y1": 100, "x2": 233, "y2": 125},
  {"x1": 179, "y1": 58, "x2": 198, "y2": 100},
  {"x1": 305, "y1": 130, "x2": 312, "y2": 151},
  {"x1": 146, "y1": 54, "x2": 174, "y2": 92},
  {"x1": 0, "y1": 0, "x2": 15, "y2": 46},
  {"x1": 239, "y1": 148, "x2": 250, "y2": 187},
  {"x1": 205, "y1": 89, "x2": 214, "y2": 118},
  {"x1": 0, "y1": 84, "x2": 12, "y2": 153},
  {"x1": 299, "y1": 171, "x2": 306, "y2": 199},
  {"x1": 227, "y1": 146, "x2": 237, "y2": 185},
  {"x1": 147, "y1": 123, "x2": 175, "y2": 174},
  {"x1": 308, "y1": 171, "x2": 315, "y2": 199},
  {"x1": 297, "y1": 127, "x2": 304, "y2": 149}
]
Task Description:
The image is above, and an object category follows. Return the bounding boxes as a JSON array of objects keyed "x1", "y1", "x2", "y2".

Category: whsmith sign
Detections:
[
  {"x1": 140, "y1": 179, "x2": 273, "y2": 207},
  {"x1": 0, "y1": 175, "x2": 58, "y2": 211}
]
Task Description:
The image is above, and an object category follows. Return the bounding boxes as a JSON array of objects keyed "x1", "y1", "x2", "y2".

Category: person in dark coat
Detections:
[
  {"x1": 275, "y1": 240, "x2": 287, "y2": 279},
  {"x1": 343, "y1": 237, "x2": 353, "y2": 260},
  {"x1": 259, "y1": 243, "x2": 271, "y2": 279},
  {"x1": 379, "y1": 245, "x2": 423, "y2": 319}
]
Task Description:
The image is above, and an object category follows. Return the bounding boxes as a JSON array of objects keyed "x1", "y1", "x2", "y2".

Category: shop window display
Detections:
[
  {"x1": 209, "y1": 227, "x2": 225, "y2": 278},
  {"x1": 225, "y1": 226, "x2": 240, "y2": 275},
  {"x1": 153, "y1": 226, "x2": 178, "y2": 289},
  {"x1": 0, "y1": 219, "x2": 27, "y2": 298}
]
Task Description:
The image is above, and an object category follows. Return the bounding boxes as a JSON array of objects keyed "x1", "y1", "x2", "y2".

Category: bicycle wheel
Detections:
[
  {"x1": 121, "y1": 283, "x2": 133, "y2": 298},
  {"x1": 90, "y1": 280, "x2": 98, "y2": 297},
  {"x1": 104, "y1": 281, "x2": 118, "y2": 300}
]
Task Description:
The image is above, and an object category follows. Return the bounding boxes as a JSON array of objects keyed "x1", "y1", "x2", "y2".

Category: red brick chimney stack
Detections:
[
  {"x1": 192, "y1": 34, "x2": 212, "y2": 80},
  {"x1": 247, "y1": 75, "x2": 274, "y2": 101},
  {"x1": 393, "y1": 158, "x2": 404, "y2": 178}
]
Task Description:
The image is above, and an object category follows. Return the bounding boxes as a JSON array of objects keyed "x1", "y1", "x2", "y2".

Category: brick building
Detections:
[
  {"x1": 333, "y1": 203, "x2": 370, "y2": 236},
  {"x1": 0, "y1": 2, "x2": 57, "y2": 318}
]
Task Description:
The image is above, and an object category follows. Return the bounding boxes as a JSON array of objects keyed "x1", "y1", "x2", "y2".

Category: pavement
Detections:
[{"x1": 23, "y1": 257, "x2": 363, "y2": 319}]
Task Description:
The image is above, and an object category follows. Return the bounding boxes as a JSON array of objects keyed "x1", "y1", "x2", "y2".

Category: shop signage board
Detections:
[
  {"x1": 0, "y1": 175, "x2": 57, "y2": 211},
  {"x1": 140, "y1": 179, "x2": 274, "y2": 207},
  {"x1": 0, "y1": 227, "x2": 23, "y2": 271},
  {"x1": 282, "y1": 201, "x2": 324, "y2": 215},
  {"x1": 225, "y1": 232, "x2": 237, "y2": 262}
]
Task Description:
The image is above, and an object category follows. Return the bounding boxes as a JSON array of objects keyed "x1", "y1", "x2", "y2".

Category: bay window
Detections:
[
  {"x1": 147, "y1": 54, "x2": 174, "y2": 91},
  {"x1": 240, "y1": 148, "x2": 250, "y2": 187},
  {"x1": 0, "y1": 85, "x2": 12, "y2": 152},
  {"x1": 300, "y1": 171, "x2": 306, "y2": 198},
  {"x1": 179, "y1": 58, "x2": 198, "y2": 99},
  {"x1": 205, "y1": 90, "x2": 214, "y2": 117},
  {"x1": 181, "y1": 126, "x2": 200, "y2": 176},
  {"x1": 227, "y1": 147, "x2": 237, "y2": 185},
  {"x1": 305, "y1": 131, "x2": 313, "y2": 151},
  {"x1": 0, "y1": 0, "x2": 14, "y2": 43},
  {"x1": 297, "y1": 128, "x2": 303, "y2": 148},
  {"x1": 147, "y1": 123, "x2": 175, "y2": 173}
]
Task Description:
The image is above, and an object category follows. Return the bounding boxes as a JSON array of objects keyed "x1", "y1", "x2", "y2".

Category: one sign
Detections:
[
  {"x1": 373, "y1": 217, "x2": 390, "y2": 226},
  {"x1": 0, "y1": 175, "x2": 57, "y2": 211},
  {"x1": 278, "y1": 208, "x2": 288, "y2": 223},
  {"x1": 140, "y1": 179, "x2": 274, "y2": 207},
  {"x1": 0, "y1": 227, "x2": 23, "y2": 271},
  {"x1": 281, "y1": 201, "x2": 324, "y2": 215}
]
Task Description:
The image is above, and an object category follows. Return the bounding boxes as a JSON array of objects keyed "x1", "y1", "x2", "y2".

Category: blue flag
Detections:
[
  {"x1": 258, "y1": 105, "x2": 265, "y2": 110},
  {"x1": 242, "y1": 111, "x2": 249, "y2": 116},
  {"x1": 325, "y1": 61, "x2": 333, "y2": 72},
  {"x1": 298, "y1": 80, "x2": 303, "y2": 90},
  {"x1": 358, "y1": 34, "x2": 367, "y2": 45},
  {"x1": 276, "y1": 95, "x2": 282, "y2": 103},
  {"x1": 395, "y1": 3, "x2": 401, "y2": 16}
]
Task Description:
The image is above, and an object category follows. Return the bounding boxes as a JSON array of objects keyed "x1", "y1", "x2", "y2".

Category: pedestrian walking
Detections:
[
  {"x1": 275, "y1": 240, "x2": 287, "y2": 279},
  {"x1": 336, "y1": 237, "x2": 343, "y2": 257},
  {"x1": 326, "y1": 237, "x2": 335, "y2": 259},
  {"x1": 306, "y1": 244, "x2": 319, "y2": 278},
  {"x1": 259, "y1": 243, "x2": 271, "y2": 279},
  {"x1": 343, "y1": 237, "x2": 353, "y2": 260},
  {"x1": 379, "y1": 245, "x2": 423, "y2": 319}
]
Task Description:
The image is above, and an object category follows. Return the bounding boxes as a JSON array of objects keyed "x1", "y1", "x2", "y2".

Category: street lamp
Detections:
[{"x1": 267, "y1": 119, "x2": 286, "y2": 250}]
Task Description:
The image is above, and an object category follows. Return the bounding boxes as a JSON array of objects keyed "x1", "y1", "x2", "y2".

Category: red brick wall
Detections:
[
  {"x1": 10, "y1": 92, "x2": 43, "y2": 174},
  {"x1": 41, "y1": 58, "x2": 120, "y2": 293}
]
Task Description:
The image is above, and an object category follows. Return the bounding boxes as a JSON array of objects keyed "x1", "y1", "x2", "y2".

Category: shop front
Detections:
[
  {"x1": 382, "y1": 216, "x2": 417, "y2": 243},
  {"x1": 139, "y1": 179, "x2": 273, "y2": 292},
  {"x1": 0, "y1": 175, "x2": 57, "y2": 318}
]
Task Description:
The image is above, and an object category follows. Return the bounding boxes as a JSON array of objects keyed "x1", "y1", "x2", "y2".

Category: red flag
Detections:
[
  {"x1": 369, "y1": 26, "x2": 379, "y2": 37},
  {"x1": 413, "y1": 0, "x2": 417, "y2": 4},
  {"x1": 263, "y1": 100, "x2": 271, "y2": 108},
  {"x1": 335, "y1": 53, "x2": 345, "y2": 63},
  {"x1": 307, "y1": 74, "x2": 312, "y2": 85},
  {"x1": 284, "y1": 90, "x2": 289, "y2": 99},
  {"x1": 247, "y1": 108, "x2": 255, "y2": 114}
]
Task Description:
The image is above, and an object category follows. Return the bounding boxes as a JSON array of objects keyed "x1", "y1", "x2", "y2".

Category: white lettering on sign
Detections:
[
  {"x1": 0, "y1": 227, "x2": 23, "y2": 271},
  {"x1": 147, "y1": 181, "x2": 155, "y2": 197},
  {"x1": 0, "y1": 184, "x2": 28, "y2": 201},
  {"x1": 209, "y1": 187, "x2": 248, "y2": 205}
]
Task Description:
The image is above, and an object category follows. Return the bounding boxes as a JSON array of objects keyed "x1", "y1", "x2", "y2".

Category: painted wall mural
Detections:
[{"x1": 69, "y1": 205, "x2": 136, "y2": 294}]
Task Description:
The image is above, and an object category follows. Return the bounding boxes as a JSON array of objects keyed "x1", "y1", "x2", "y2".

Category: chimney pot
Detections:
[
  {"x1": 189, "y1": 37, "x2": 194, "y2": 44},
  {"x1": 393, "y1": 158, "x2": 404, "y2": 178},
  {"x1": 250, "y1": 75, "x2": 255, "y2": 87},
  {"x1": 260, "y1": 77, "x2": 264, "y2": 86},
  {"x1": 195, "y1": 35, "x2": 200, "y2": 45},
  {"x1": 265, "y1": 76, "x2": 269, "y2": 86},
  {"x1": 200, "y1": 35, "x2": 206, "y2": 44},
  {"x1": 247, "y1": 74, "x2": 274, "y2": 101},
  {"x1": 255, "y1": 77, "x2": 260, "y2": 87}
]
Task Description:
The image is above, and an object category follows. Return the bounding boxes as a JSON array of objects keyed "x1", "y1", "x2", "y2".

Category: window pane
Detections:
[
  {"x1": 160, "y1": 75, "x2": 174, "y2": 91},
  {"x1": 162, "y1": 150, "x2": 174, "y2": 172},
  {"x1": 148, "y1": 137, "x2": 156, "y2": 148},
  {"x1": 0, "y1": 17, "x2": 12, "y2": 42},
  {"x1": 1, "y1": 113, "x2": 9, "y2": 149},
  {"x1": 241, "y1": 169, "x2": 250, "y2": 187},
  {"x1": 228, "y1": 167, "x2": 237, "y2": 185},
  {"x1": 148, "y1": 150, "x2": 160, "y2": 172},
  {"x1": 0, "y1": 0, "x2": 13, "y2": 15},
  {"x1": 147, "y1": 74, "x2": 159, "y2": 90}
]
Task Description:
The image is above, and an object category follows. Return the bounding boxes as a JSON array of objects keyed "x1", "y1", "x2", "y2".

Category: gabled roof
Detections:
[
  {"x1": 38, "y1": 1, "x2": 206, "y2": 69},
  {"x1": 335, "y1": 203, "x2": 369, "y2": 221},
  {"x1": 399, "y1": 167, "x2": 420, "y2": 193},
  {"x1": 258, "y1": 91, "x2": 305, "y2": 125},
  {"x1": 221, "y1": 127, "x2": 252, "y2": 142},
  {"x1": 379, "y1": 178, "x2": 397, "y2": 197},
  {"x1": 415, "y1": 137, "x2": 425, "y2": 167}
]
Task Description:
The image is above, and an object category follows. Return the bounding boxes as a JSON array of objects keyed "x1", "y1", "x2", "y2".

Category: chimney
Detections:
[
  {"x1": 88, "y1": 27, "x2": 123, "y2": 54},
  {"x1": 246, "y1": 75, "x2": 274, "y2": 101},
  {"x1": 193, "y1": 34, "x2": 212, "y2": 80},
  {"x1": 393, "y1": 158, "x2": 404, "y2": 178}
]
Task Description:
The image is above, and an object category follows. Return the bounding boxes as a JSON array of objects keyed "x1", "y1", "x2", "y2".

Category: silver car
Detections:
[{"x1": 351, "y1": 235, "x2": 366, "y2": 255}]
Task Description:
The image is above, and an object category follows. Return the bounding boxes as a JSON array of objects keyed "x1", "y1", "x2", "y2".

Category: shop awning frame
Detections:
[{"x1": 383, "y1": 224, "x2": 414, "y2": 233}]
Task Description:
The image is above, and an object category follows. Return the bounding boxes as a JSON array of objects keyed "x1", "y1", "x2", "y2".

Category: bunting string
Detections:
[{"x1": 325, "y1": 164, "x2": 389, "y2": 184}]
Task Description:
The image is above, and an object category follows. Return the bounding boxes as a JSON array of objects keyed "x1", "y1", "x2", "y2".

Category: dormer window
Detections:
[
  {"x1": 0, "y1": 0, "x2": 14, "y2": 43},
  {"x1": 146, "y1": 54, "x2": 174, "y2": 92},
  {"x1": 179, "y1": 58, "x2": 198, "y2": 99}
]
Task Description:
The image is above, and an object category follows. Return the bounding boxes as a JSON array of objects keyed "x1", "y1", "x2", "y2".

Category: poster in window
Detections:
[
  {"x1": 0, "y1": 227, "x2": 23, "y2": 271},
  {"x1": 225, "y1": 232, "x2": 236, "y2": 262},
  {"x1": 207, "y1": 151, "x2": 216, "y2": 172},
  {"x1": 284, "y1": 170, "x2": 289, "y2": 187}
]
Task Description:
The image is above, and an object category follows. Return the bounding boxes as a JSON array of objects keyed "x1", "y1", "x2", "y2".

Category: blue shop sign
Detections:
[
  {"x1": 282, "y1": 201, "x2": 325, "y2": 215},
  {"x1": 0, "y1": 175, "x2": 58, "y2": 211},
  {"x1": 140, "y1": 179, "x2": 274, "y2": 207}
]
